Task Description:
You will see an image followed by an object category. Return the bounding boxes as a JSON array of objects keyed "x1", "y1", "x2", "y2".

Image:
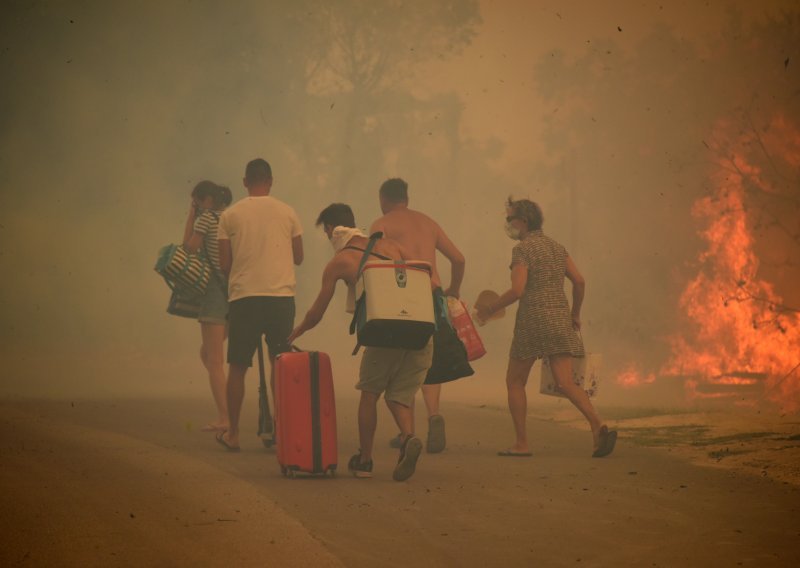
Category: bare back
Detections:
[
  {"x1": 371, "y1": 208, "x2": 443, "y2": 288},
  {"x1": 332, "y1": 235, "x2": 407, "y2": 288}
]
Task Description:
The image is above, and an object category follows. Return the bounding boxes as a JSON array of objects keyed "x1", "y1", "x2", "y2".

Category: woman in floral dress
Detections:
[{"x1": 477, "y1": 198, "x2": 616, "y2": 458}]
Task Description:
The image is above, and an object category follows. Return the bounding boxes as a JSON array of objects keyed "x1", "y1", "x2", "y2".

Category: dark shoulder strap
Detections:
[
  {"x1": 343, "y1": 245, "x2": 391, "y2": 261},
  {"x1": 355, "y1": 232, "x2": 383, "y2": 277},
  {"x1": 349, "y1": 232, "x2": 383, "y2": 341}
]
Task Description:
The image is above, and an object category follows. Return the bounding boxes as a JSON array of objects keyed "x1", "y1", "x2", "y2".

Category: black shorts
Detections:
[{"x1": 227, "y1": 296, "x2": 295, "y2": 367}]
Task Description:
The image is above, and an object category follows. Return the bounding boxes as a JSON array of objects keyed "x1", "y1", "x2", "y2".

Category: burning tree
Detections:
[
  {"x1": 530, "y1": 7, "x2": 800, "y2": 408},
  {"x1": 663, "y1": 114, "x2": 800, "y2": 409}
]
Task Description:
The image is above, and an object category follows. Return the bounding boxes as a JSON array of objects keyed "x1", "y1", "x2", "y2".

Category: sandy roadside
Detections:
[
  {"x1": 1, "y1": 396, "x2": 799, "y2": 567},
  {"x1": 536, "y1": 401, "x2": 800, "y2": 487},
  {"x1": 0, "y1": 403, "x2": 342, "y2": 567}
]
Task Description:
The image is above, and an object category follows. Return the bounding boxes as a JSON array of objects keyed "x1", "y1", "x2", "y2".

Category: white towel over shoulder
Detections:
[
  {"x1": 330, "y1": 226, "x2": 367, "y2": 313},
  {"x1": 330, "y1": 226, "x2": 367, "y2": 253}
]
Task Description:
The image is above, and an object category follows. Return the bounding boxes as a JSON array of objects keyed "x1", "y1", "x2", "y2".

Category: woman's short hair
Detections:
[
  {"x1": 316, "y1": 203, "x2": 356, "y2": 228},
  {"x1": 507, "y1": 197, "x2": 543, "y2": 230}
]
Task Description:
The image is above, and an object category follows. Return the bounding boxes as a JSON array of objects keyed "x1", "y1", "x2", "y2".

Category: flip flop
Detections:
[
  {"x1": 592, "y1": 426, "x2": 618, "y2": 458},
  {"x1": 215, "y1": 430, "x2": 240, "y2": 452},
  {"x1": 201, "y1": 423, "x2": 227, "y2": 433},
  {"x1": 497, "y1": 449, "x2": 533, "y2": 457}
]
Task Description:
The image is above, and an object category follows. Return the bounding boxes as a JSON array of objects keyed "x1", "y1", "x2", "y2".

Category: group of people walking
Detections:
[{"x1": 180, "y1": 158, "x2": 616, "y2": 483}]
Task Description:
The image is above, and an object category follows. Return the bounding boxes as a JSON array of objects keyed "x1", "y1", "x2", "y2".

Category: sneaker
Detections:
[
  {"x1": 392, "y1": 436, "x2": 423, "y2": 482},
  {"x1": 426, "y1": 414, "x2": 446, "y2": 454},
  {"x1": 389, "y1": 433, "x2": 404, "y2": 449},
  {"x1": 347, "y1": 452, "x2": 373, "y2": 478}
]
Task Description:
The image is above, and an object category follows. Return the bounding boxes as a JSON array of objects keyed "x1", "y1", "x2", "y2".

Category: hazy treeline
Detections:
[{"x1": 0, "y1": 1, "x2": 797, "y2": 401}]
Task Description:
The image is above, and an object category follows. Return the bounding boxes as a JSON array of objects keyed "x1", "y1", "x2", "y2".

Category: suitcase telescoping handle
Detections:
[{"x1": 257, "y1": 341, "x2": 273, "y2": 438}]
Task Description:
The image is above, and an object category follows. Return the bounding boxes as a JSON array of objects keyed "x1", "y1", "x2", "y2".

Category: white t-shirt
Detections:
[{"x1": 217, "y1": 196, "x2": 303, "y2": 301}]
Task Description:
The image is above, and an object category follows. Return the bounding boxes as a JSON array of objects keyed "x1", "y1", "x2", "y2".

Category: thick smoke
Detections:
[{"x1": 1, "y1": 1, "x2": 797, "y2": 408}]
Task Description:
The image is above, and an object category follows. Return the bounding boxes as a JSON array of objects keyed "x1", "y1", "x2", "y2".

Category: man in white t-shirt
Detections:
[{"x1": 215, "y1": 158, "x2": 304, "y2": 451}]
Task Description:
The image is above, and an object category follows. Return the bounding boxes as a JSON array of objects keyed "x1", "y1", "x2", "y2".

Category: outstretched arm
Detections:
[
  {"x1": 565, "y1": 256, "x2": 585, "y2": 330},
  {"x1": 436, "y1": 227, "x2": 466, "y2": 298},
  {"x1": 287, "y1": 262, "x2": 339, "y2": 344}
]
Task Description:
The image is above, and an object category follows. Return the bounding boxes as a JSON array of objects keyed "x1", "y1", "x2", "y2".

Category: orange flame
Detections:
[
  {"x1": 617, "y1": 115, "x2": 800, "y2": 410},
  {"x1": 617, "y1": 363, "x2": 656, "y2": 388},
  {"x1": 661, "y1": 116, "x2": 800, "y2": 410}
]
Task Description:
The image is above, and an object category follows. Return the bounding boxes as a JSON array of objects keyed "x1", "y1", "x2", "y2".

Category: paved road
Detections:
[{"x1": 1, "y1": 396, "x2": 798, "y2": 567}]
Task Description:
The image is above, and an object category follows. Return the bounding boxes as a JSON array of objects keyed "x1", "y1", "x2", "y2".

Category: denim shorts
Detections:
[{"x1": 198, "y1": 274, "x2": 228, "y2": 325}]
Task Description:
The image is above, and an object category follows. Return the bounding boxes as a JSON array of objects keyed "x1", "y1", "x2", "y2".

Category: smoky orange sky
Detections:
[{"x1": 1, "y1": 0, "x2": 797, "y2": 408}]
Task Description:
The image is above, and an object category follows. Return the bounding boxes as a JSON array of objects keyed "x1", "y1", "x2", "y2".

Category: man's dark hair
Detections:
[
  {"x1": 245, "y1": 158, "x2": 272, "y2": 185},
  {"x1": 379, "y1": 178, "x2": 408, "y2": 203},
  {"x1": 507, "y1": 197, "x2": 544, "y2": 230},
  {"x1": 316, "y1": 203, "x2": 356, "y2": 228}
]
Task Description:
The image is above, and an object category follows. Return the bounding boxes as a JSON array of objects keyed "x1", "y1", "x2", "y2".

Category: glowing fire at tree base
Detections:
[{"x1": 619, "y1": 116, "x2": 800, "y2": 411}]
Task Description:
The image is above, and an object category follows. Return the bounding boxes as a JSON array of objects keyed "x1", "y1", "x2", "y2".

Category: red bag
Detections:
[{"x1": 447, "y1": 297, "x2": 486, "y2": 361}]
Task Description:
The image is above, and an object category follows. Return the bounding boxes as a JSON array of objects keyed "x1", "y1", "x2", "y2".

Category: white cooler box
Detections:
[{"x1": 351, "y1": 260, "x2": 435, "y2": 350}]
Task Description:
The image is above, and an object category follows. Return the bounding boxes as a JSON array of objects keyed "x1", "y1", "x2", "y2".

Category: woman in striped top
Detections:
[
  {"x1": 476, "y1": 198, "x2": 616, "y2": 458},
  {"x1": 183, "y1": 181, "x2": 233, "y2": 433}
]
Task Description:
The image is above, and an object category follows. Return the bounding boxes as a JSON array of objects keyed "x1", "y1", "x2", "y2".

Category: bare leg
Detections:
[
  {"x1": 358, "y1": 391, "x2": 380, "y2": 462},
  {"x1": 505, "y1": 357, "x2": 536, "y2": 452},
  {"x1": 549, "y1": 355, "x2": 604, "y2": 450},
  {"x1": 387, "y1": 398, "x2": 423, "y2": 481},
  {"x1": 422, "y1": 383, "x2": 446, "y2": 453},
  {"x1": 386, "y1": 399, "x2": 415, "y2": 441},
  {"x1": 421, "y1": 384, "x2": 441, "y2": 417},
  {"x1": 200, "y1": 322, "x2": 228, "y2": 429},
  {"x1": 224, "y1": 363, "x2": 248, "y2": 448},
  {"x1": 386, "y1": 397, "x2": 414, "y2": 447}
]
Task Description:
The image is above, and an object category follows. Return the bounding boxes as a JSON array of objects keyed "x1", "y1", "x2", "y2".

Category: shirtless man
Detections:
[
  {"x1": 370, "y1": 178, "x2": 470, "y2": 454},
  {"x1": 288, "y1": 203, "x2": 432, "y2": 481}
]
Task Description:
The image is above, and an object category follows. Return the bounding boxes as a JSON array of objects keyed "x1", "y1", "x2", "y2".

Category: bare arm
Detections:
[
  {"x1": 183, "y1": 231, "x2": 204, "y2": 253},
  {"x1": 292, "y1": 235, "x2": 304, "y2": 266},
  {"x1": 436, "y1": 227, "x2": 466, "y2": 298},
  {"x1": 565, "y1": 255, "x2": 585, "y2": 330},
  {"x1": 287, "y1": 262, "x2": 339, "y2": 344},
  {"x1": 218, "y1": 238, "x2": 232, "y2": 276},
  {"x1": 182, "y1": 201, "x2": 197, "y2": 245},
  {"x1": 476, "y1": 263, "x2": 527, "y2": 322}
]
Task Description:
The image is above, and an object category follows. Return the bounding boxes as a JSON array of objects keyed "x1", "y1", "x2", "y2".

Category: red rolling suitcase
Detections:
[{"x1": 274, "y1": 350, "x2": 338, "y2": 477}]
